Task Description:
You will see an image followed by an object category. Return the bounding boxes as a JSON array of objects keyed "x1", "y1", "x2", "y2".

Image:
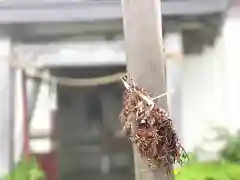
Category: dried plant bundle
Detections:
[{"x1": 119, "y1": 73, "x2": 188, "y2": 174}]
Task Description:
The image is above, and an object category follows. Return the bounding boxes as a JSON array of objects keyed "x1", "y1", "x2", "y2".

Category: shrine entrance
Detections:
[{"x1": 52, "y1": 66, "x2": 135, "y2": 180}]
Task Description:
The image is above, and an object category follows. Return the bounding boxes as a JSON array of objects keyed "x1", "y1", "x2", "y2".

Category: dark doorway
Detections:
[{"x1": 55, "y1": 67, "x2": 134, "y2": 180}]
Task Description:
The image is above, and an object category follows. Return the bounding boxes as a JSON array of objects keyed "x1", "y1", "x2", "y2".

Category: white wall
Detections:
[
  {"x1": 182, "y1": 44, "x2": 223, "y2": 152},
  {"x1": 182, "y1": 9, "x2": 240, "y2": 152},
  {"x1": 222, "y1": 12, "x2": 240, "y2": 133}
]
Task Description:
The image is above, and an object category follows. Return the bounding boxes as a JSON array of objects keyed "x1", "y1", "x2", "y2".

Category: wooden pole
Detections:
[
  {"x1": 22, "y1": 72, "x2": 30, "y2": 160},
  {"x1": 121, "y1": 0, "x2": 172, "y2": 180},
  {"x1": 8, "y1": 67, "x2": 16, "y2": 175}
]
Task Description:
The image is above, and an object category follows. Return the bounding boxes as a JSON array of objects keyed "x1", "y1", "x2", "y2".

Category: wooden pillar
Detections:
[
  {"x1": 0, "y1": 37, "x2": 16, "y2": 177},
  {"x1": 22, "y1": 72, "x2": 30, "y2": 160},
  {"x1": 121, "y1": 0, "x2": 172, "y2": 180},
  {"x1": 165, "y1": 25, "x2": 184, "y2": 143}
]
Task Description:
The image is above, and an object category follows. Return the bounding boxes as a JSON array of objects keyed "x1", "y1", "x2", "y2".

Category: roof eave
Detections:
[{"x1": 0, "y1": 0, "x2": 229, "y2": 23}]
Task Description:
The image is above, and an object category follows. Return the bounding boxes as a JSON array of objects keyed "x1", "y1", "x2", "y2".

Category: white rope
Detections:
[
  {"x1": 121, "y1": 73, "x2": 174, "y2": 109},
  {"x1": 152, "y1": 89, "x2": 174, "y2": 100},
  {"x1": 3, "y1": 49, "x2": 182, "y2": 87},
  {"x1": 25, "y1": 68, "x2": 125, "y2": 87},
  {"x1": 7, "y1": 58, "x2": 125, "y2": 87}
]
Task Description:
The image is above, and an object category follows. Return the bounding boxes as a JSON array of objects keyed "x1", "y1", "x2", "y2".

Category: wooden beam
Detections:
[
  {"x1": 121, "y1": 0, "x2": 172, "y2": 180},
  {"x1": 0, "y1": 37, "x2": 16, "y2": 176}
]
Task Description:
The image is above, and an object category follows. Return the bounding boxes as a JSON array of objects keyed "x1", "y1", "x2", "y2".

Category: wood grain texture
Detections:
[{"x1": 121, "y1": 0, "x2": 173, "y2": 180}]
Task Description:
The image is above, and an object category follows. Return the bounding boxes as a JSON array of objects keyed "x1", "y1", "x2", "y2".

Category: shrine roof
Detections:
[{"x1": 0, "y1": 0, "x2": 228, "y2": 23}]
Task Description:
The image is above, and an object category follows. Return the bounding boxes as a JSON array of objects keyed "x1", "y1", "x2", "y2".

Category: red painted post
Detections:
[{"x1": 22, "y1": 71, "x2": 30, "y2": 160}]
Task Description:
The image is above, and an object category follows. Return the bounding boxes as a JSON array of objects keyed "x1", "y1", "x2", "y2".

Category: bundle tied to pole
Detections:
[{"x1": 119, "y1": 73, "x2": 188, "y2": 174}]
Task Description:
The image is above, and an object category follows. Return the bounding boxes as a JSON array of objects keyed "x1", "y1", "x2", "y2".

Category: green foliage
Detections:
[
  {"x1": 175, "y1": 161, "x2": 240, "y2": 180},
  {"x1": 175, "y1": 127, "x2": 240, "y2": 180},
  {"x1": 3, "y1": 156, "x2": 45, "y2": 180},
  {"x1": 209, "y1": 126, "x2": 240, "y2": 163},
  {"x1": 219, "y1": 130, "x2": 240, "y2": 164}
]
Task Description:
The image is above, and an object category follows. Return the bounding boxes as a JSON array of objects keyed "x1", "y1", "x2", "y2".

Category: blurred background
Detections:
[{"x1": 0, "y1": 0, "x2": 240, "y2": 180}]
